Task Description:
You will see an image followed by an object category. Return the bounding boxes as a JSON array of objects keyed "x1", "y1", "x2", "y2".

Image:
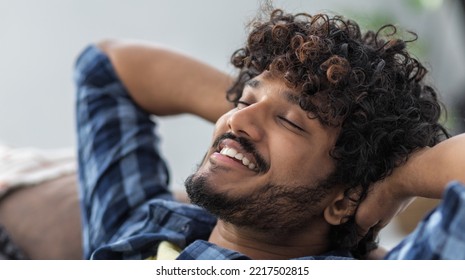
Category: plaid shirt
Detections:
[
  {"x1": 75, "y1": 45, "x2": 465, "y2": 260},
  {"x1": 385, "y1": 182, "x2": 465, "y2": 260}
]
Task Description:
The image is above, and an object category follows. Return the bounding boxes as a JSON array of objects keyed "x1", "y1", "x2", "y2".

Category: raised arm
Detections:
[
  {"x1": 356, "y1": 133, "x2": 465, "y2": 236},
  {"x1": 76, "y1": 43, "x2": 232, "y2": 258},
  {"x1": 394, "y1": 133, "x2": 465, "y2": 197},
  {"x1": 97, "y1": 39, "x2": 234, "y2": 122}
]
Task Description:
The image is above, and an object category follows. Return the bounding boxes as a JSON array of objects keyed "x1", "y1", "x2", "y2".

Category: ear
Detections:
[{"x1": 323, "y1": 187, "x2": 361, "y2": 226}]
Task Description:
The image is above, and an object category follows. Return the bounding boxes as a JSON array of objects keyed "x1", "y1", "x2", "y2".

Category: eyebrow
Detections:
[
  {"x1": 245, "y1": 78, "x2": 300, "y2": 106},
  {"x1": 245, "y1": 79, "x2": 260, "y2": 88},
  {"x1": 283, "y1": 90, "x2": 300, "y2": 106}
]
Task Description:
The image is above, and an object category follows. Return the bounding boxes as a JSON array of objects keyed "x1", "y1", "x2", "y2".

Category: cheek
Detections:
[{"x1": 270, "y1": 139, "x2": 334, "y2": 184}]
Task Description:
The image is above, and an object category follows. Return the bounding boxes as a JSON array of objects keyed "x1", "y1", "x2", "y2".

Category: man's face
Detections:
[{"x1": 186, "y1": 71, "x2": 340, "y2": 233}]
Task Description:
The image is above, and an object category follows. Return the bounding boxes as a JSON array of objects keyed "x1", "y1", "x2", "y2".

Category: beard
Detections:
[{"x1": 185, "y1": 171, "x2": 334, "y2": 236}]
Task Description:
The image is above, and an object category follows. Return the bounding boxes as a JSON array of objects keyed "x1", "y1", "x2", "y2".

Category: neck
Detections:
[{"x1": 208, "y1": 219, "x2": 331, "y2": 259}]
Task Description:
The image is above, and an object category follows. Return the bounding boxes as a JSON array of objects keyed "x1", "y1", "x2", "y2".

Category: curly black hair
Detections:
[{"x1": 227, "y1": 9, "x2": 449, "y2": 258}]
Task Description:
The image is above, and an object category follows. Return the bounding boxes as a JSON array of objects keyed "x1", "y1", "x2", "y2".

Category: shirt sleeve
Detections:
[
  {"x1": 385, "y1": 181, "x2": 465, "y2": 259},
  {"x1": 74, "y1": 45, "x2": 173, "y2": 259}
]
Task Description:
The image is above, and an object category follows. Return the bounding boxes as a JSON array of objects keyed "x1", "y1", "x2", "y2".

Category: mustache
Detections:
[{"x1": 212, "y1": 132, "x2": 270, "y2": 173}]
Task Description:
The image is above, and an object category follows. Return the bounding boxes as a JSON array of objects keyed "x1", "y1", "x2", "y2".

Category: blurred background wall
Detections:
[{"x1": 1, "y1": 0, "x2": 464, "y2": 249}]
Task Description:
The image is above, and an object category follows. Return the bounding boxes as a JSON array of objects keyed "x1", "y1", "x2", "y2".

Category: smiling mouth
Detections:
[
  {"x1": 211, "y1": 132, "x2": 269, "y2": 173},
  {"x1": 218, "y1": 146, "x2": 257, "y2": 171}
]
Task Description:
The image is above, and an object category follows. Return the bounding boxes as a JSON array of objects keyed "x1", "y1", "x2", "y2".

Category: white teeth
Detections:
[
  {"x1": 226, "y1": 148, "x2": 237, "y2": 157},
  {"x1": 234, "y1": 153, "x2": 244, "y2": 160},
  {"x1": 219, "y1": 147, "x2": 255, "y2": 170}
]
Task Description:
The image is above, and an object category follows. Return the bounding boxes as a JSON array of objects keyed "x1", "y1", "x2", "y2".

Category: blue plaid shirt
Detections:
[{"x1": 75, "y1": 45, "x2": 465, "y2": 260}]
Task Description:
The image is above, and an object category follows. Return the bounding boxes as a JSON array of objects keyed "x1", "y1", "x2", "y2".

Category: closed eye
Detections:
[
  {"x1": 279, "y1": 116, "x2": 305, "y2": 132},
  {"x1": 236, "y1": 100, "x2": 250, "y2": 108},
  {"x1": 237, "y1": 99, "x2": 305, "y2": 133}
]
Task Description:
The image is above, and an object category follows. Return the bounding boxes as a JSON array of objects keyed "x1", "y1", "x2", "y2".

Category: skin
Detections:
[
  {"x1": 193, "y1": 72, "x2": 339, "y2": 198},
  {"x1": 188, "y1": 72, "x2": 346, "y2": 258},
  {"x1": 98, "y1": 39, "x2": 465, "y2": 259},
  {"x1": 356, "y1": 134, "x2": 465, "y2": 236},
  {"x1": 97, "y1": 39, "x2": 234, "y2": 122}
]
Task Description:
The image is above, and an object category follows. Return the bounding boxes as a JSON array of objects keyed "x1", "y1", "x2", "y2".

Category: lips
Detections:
[
  {"x1": 210, "y1": 133, "x2": 269, "y2": 173},
  {"x1": 219, "y1": 146, "x2": 256, "y2": 170}
]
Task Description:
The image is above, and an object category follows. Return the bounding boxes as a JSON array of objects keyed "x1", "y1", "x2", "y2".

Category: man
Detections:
[{"x1": 75, "y1": 8, "x2": 465, "y2": 260}]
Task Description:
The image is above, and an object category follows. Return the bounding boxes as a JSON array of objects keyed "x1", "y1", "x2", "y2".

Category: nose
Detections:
[{"x1": 227, "y1": 103, "x2": 266, "y2": 142}]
